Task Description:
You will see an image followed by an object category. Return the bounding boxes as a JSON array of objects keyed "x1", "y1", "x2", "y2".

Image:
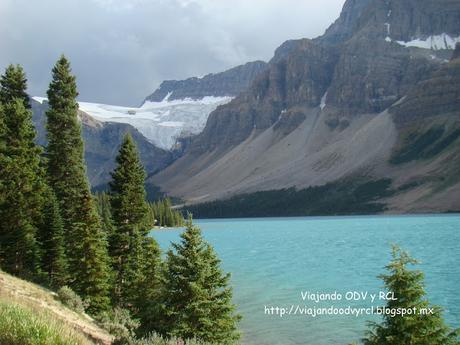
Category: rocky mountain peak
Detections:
[
  {"x1": 318, "y1": 0, "x2": 374, "y2": 45},
  {"x1": 144, "y1": 60, "x2": 267, "y2": 103},
  {"x1": 356, "y1": 0, "x2": 460, "y2": 42}
]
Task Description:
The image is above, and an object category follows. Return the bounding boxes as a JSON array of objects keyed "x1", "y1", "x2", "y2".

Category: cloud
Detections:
[{"x1": 0, "y1": 0, "x2": 345, "y2": 106}]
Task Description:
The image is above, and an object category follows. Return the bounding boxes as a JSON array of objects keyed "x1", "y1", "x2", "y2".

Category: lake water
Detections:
[{"x1": 151, "y1": 215, "x2": 460, "y2": 345}]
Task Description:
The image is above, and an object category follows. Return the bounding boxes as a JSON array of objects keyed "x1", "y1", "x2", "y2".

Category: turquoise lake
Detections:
[{"x1": 151, "y1": 215, "x2": 460, "y2": 345}]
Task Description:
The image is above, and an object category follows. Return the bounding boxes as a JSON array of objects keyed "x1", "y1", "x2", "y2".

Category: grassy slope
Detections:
[{"x1": 0, "y1": 271, "x2": 113, "y2": 345}]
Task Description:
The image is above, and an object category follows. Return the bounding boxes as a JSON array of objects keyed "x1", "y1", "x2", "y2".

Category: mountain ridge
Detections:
[
  {"x1": 151, "y1": 0, "x2": 460, "y2": 214},
  {"x1": 144, "y1": 60, "x2": 268, "y2": 102}
]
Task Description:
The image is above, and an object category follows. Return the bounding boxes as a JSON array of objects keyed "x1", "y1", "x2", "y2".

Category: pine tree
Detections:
[
  {"x1": 160, "y1": 216, "x2": 241, "y2": 344},
  {"x1": 95, "y1": 192, "x2": 115, "y2": 236},
  {"x1": 72, "y1": 189, "x2": 112, "y2": 313},
  {"x1": 149, "y1": 199, "x2": 184, "y2": 228},
  {"x1": 0, "y1": 64, "x2": 30, "y2": 108},
  {"x1": 0, "y1": 82, "x2": 45, "y2": 279},
  {"x1": 109, "y1": 133, "x2": 158, "y2": 307},
  {"x1": 363, "y1": 245, "x2": 460, "y2": 345},
  {"x1": 37, "y1": 189, "x2": 68, "y2": 288},
  {"x1": 0, "y1": 64, "x2": 44, "y2": 279},
  {"x1": 134, "y1": 236, "x2": 163, "y2": 336},
  {"x1": 45, "y1": 55, "x2": 110, "y2": 312}
]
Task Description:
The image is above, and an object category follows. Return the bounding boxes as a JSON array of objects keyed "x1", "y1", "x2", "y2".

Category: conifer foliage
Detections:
[
  {"x1": 0, "y1": 65, "x2": 45, "y2": 278},
  {"x1": 95, "y1": 191, "x2": 115, "y2": 236},
  {"x1": 0, "y1": 64, "x2": 30, "y2": 108},
  {"x1": 45, "y1": 55, "x2": 110, "y2": 312},
  {"x1": 160, "y1": 216, "x2": 241, "y2": 344},
  {"x1": 149, "y1": 198, "x2": 184, "y2": 227},
  {"x1": 0, "y1": 59, "x2": 242, "y2": 343},
  {"x1": 37, "y1": 189, "x2": 68, "y2": 288},
  {"x1": 109, "y1": 133, "x2": 159, "y2": 307},
  {"x1": 363, "y1": 245, "x2": 460, "y2": 345}
]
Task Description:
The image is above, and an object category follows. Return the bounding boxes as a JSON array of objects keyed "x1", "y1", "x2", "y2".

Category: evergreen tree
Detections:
[
  {"x1": 149, "y1": 199, "x2": 184, "y2": 227},
  {"x1": 72, "y1": 189, "x2": 112, "y2": 313},
  {"x1": 109, "y1": 133, "x2": 158, "y2": 307},
  {"x1": 363, "y1": 245, "x2": 460, "y2": 345},
  {"x1": 45, "y1": 55, "x2": 110, "y2": 312},
  {"x1": 0, "y1": 95, "x2": 45, "y2": 278},
  {"x1": 0, "y1": 64, "x2": 46, "y2": 279},
  {"x1": 160, "y1": 216, "x2": 241, "y2": 344},
  {"x1": 95, "y1": 191, "x2": 115, "y2": 236},
  {"x1": 134, "y1": 236, "x2": 163, "y2": 336},
  {"x1": 37, "y1": 189, "x2": 68, "y2": 288},
  {"x1": 0, "y1": 64, "x2": 30, "y2": 108}
]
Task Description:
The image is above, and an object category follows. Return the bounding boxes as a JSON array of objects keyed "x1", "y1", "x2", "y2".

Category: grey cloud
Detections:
[{"x1": 0, "y1": 0, "x2": 345, "y2": 106}]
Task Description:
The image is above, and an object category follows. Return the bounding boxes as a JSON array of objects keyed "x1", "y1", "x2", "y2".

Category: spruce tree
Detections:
[
  {"x1": 0, "y1": 64, "x2": 30, "y2": 108},
  {"x1": 0, "y1": 69, "x2": 45, "y2": 279},
  {"x1": 363, "y1": 245, "x2": 460, "y2": 345},
  {"x1": 135, "y1": 236, "x2": 163, "y2": 336},
  {"x1": 160, "y1": 216, "x2": 241, "y2": 344},
  {"x1": 45, "y1": 55, "x2": 110, "y2": 312},
  {"x1": 95, "y1": 192, "x2": 115, "y2": 236},
  {"x1": 109, "y1": 133, "x2": 158, "y2": 307},
  {"x1": 37, "y1": 189, "x2": 68, "y2": 288},
  {"x1": 0, "y1": 65, "x2": 42, "y2": 279}
]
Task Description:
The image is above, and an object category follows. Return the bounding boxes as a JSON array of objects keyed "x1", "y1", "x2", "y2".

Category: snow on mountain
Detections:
[
  {"x1": 387, "y1": 33, "x2": 460, "y2": 50},
  {"x1": 32, "y1": 96, "x2": 232, "y2": 150}
]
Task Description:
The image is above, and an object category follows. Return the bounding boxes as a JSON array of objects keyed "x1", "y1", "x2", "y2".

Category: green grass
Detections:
[{"x1": 0, "y1": 301, "x2": 91, "y2": 345}]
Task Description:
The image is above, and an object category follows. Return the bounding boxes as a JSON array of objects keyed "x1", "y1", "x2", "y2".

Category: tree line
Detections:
[
  {"x1": 0, "y1": 57, "x2": 240, "y2": 344},
  {"x1": 95, "y1": 194, "x2": 184, "y2": 231}
]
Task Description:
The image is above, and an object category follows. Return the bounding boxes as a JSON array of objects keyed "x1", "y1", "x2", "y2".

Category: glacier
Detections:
[{"x1": 33, "y1": 96, "x2": 232, "y2": 150}]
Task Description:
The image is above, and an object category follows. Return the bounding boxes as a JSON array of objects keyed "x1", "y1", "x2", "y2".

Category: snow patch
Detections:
[
  {"x1": 320, "y1": 91, "x2": 328, "y2": 110},
  {"x1": 394, "y1": 33, "x2": 460, "y2": 50},
  {"x1": 32, "y1": 96, "x2": 47, "y2": 104},
  {"x1": 162, "y1": 92, "x2": 173, "y2": 102}
]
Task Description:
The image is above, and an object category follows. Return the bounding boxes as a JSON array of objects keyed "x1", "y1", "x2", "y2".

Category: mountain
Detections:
[
  {"x1": 144, "y1": 60, "x2": 268, "y2": 102},
  {"x1": 152, "y1": 0, "x2": 460, "y2": 214},
  {"x1": 77, "y1": 96, "x2": 232, "y2": 150},
  {"x1": 31, "y1": 98, "x2": 173, "y2": 193},
  {"x1": 30, "y1": 60, "x2": 267, "y2": 193}
]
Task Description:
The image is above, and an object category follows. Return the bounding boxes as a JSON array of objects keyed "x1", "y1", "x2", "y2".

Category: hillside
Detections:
[
  {"x1": 152, "y1": 0, "x2": 460, "y2": 214},
  {"x1": 0, "y1": 271, "x2": 113, "y2": 345}
]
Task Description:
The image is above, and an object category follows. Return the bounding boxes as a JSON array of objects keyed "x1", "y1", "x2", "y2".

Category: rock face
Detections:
[
  {"x1": 182, "y1": 0, "x2": 460, "y2": 153},
  {"x1": 390, "y1": 52, "x2": 460, "y2": 126},
  {"x1": 318, "y1": 0, "x2": 374, "y2": 45},
  {"x1": 144, "y1": 60, "x2": 267, "y2": 102},
  {"x1": 191, "y1": 40, "x2": 338, "y2": 153},
  {"x1": 152, "y1": 0, "x2": 460, "y2": 213},
  {"x1": 31, "y1": 99, "x2": 173, "y2": 191}
]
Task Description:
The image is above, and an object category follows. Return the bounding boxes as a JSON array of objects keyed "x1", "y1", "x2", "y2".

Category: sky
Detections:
[{"x1": 0, "y1": 0, "x2": 345, "y2": 106}]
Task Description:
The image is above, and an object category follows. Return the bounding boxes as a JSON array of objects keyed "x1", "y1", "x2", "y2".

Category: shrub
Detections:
[
  {"x1": 97, "y1": 307, "x2": 140, "y2": 343},
  {"x1": 56, "y1": 286, "x2": 87, "y2": 314}
]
